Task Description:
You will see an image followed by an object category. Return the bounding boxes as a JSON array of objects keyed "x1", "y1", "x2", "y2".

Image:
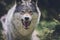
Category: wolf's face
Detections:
[{"x1": 13, "y1": 2, "x2": 38, "y2": 28}]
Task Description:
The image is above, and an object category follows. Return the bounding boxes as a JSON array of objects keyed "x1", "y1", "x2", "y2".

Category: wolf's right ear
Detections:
[
  {"x1": 16, "y1": 0, "x2": 22, "y2": 5},
  {"x1": 16, "y1": 0, "x2": 32, "y2": 5},
  {"x1": 21, "y1": 0, "x2": 31, "y2": 3}
]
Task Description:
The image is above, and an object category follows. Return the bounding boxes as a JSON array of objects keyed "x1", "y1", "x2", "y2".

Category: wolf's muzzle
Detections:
[{"x1": 21, "y1": 14, "x2": 32, "y2": 29}]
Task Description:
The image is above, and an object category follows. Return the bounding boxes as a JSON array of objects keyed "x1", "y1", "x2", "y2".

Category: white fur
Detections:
[
  {"x1": 36, "y1": 1, "x2": 41, "y2": 25},
  {"x1": 0, "y1": 3, "x2": 17, "y2": 40},
  {"x1": 2, "y1": 3, "x2": 16, "y2": 33},
  {"x1": 32, "y1": 30, "x2": 40, "y2": 40}
]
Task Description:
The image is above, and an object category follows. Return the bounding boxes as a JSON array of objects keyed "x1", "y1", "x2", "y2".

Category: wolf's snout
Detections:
[
  {"x1": 22, "y1": 14, "x2": 32, "y2": 21},
  {"x1": 25, "y1": 17, "x2": 29, "y2": 21}
]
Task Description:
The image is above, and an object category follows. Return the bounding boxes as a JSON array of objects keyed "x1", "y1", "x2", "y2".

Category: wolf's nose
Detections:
[{"x1": 25, "y1": 17, "x2": 29, "y2": 20}]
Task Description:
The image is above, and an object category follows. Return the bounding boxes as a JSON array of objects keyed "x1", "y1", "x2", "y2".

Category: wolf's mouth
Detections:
[{"x1": 21, "y1": 19, "x2": 31, "y2": 29}]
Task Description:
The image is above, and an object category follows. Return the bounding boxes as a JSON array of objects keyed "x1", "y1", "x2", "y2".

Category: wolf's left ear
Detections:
[
  {"x1": 21, "y1": 0, "x2": 31, "y2": 2},
  {"x1": 16, "y1": 0, "x2": 21, "y2": 5},
  {"x1": 31, "y1": 0, "x2": 36, "y2": 3},
  {"x1": 16, "y1": 0, "x2": 32, "y2": 5}
]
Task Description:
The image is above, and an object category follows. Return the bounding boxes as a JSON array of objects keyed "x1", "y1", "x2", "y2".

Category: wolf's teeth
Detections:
[{"x1": 21, "y1": 19, "x2": 31, "y2": 29}]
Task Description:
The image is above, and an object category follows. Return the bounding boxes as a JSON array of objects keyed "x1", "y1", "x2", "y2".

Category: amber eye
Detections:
[
  {"x1": 21, "y1": 11, "x2": 25, "y2": 13},
  {"x1": 29, "y1": 11, "x2": 33, "y2": 15},
  {"x1": 20, "y1": 11, "x2": 25, "y2": 15}
]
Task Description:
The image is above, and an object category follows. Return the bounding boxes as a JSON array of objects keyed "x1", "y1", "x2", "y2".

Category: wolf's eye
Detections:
[
  {"x1": 20, "y1": 11, "x2": 25, "y2": 15},
  {"x1": 29, "y1": 11, "x2": 33, "y2": 15},
  {"x1": 21, "y1": 11, "x2": 25, "y2": 13}
]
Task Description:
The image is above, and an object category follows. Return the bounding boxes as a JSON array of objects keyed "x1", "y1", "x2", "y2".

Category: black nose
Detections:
[{"x1": 25, "y1": 17, "x2": 29, "y2": 20}]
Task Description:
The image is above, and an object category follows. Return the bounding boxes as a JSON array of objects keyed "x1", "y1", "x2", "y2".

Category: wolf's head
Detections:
[
  {"x1": 10, "y1": 0, "x2": 41, "y2": 36},
  {"x1": 13, "y1": 0, "x2": 38, "y2": 29}
]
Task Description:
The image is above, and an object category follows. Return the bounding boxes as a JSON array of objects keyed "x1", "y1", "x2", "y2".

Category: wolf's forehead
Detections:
[{"x1": 15, "y1": 3, "x2": 37, "y2": 12}]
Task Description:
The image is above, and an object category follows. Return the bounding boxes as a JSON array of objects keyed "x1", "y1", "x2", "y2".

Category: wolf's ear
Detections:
[
  {"x1": 21, "y1": 0, "x2": 31, "y2": 2},
  {"x1": 16, "y1": 0, "x2": 31, "y2": 5},
  {"x1": 21, "y1": 0, "x2": 37, "y2": 3},
  {"x1": 16, "y1": 0, "x2": 37, "y2": 4},
  {"x1": 31, "y1": 0, "x2": 36, "y2": 3},
  {"x1": 16, "y1": 0, "x2": 21, "y2": 4}
]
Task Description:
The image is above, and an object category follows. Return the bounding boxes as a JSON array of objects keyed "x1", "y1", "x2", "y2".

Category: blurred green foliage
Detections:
[{"x1": 36, "y1": 20, "x2": 60, "y2": 40}]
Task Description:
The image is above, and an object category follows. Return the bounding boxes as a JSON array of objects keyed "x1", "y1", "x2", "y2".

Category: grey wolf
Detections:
[{"x1": 0, "y1": 0, "x2": 41, "y2": 40}]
